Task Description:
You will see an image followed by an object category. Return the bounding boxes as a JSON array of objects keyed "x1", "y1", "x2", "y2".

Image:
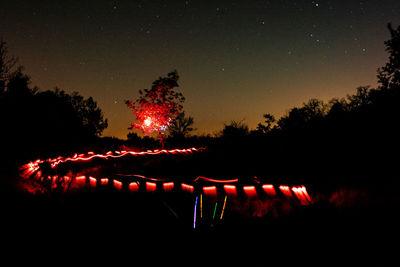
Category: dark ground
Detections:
[
  {"x1": 1, "y1": 146, "x2": 399, "y2": 267},
  {"x1": 1, "y1": 174, "x2": 399, "y2": 266}
]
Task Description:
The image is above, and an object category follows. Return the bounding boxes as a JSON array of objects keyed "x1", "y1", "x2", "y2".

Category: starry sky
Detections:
[{"x1": 1, "y1": 0, "x2": 400, "y2": 138}]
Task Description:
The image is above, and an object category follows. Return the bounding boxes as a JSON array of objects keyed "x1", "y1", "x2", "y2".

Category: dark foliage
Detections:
[
  {"x1": 155, "y1": 24, "x2": 400, "y2": 188},
  {"x1": 0, "y1": 46, "x2": 108, "y2": 164}
]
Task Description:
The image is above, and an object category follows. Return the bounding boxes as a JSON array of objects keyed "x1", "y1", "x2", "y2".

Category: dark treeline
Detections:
[
  {"x1": 1, "y1": 24, "x2": 400, "y2": 190},
  {"x1": 0, "y1": 39, "x2": 108, "y2": 166},
  {"x1": 129, "y1": 23, "x2": 400, "y2": 188}
]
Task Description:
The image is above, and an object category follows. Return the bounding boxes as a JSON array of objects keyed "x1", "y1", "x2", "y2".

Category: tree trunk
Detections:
[{"x1": 158, "y1": 129, "x2": 164, "y2": 149}]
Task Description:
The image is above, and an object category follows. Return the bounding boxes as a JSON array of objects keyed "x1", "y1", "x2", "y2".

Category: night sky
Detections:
[{"x1": 1, "y1": 0, "x2": 400, "y2": 138}]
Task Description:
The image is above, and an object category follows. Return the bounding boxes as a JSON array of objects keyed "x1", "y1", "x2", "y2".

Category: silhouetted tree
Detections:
[
  {"x1": 327, "y1": 97, "x2": 349, "y2": 116},
  {"x1": 346, "y1": 86, "x2": 371, "y2": 110},
  {"x1": 52, "y1": 88, "x2": 108, "y2": 137},
  {"x1": 256, "y1": 113, "x2": 276, "y2": 134},
  {"x1": 0, "y1": 42, "x2": 108, "y2": 159},
  {"x1": 0, "y1": 38, "x2": 18, "y2": 94},
  {"x1": 127, "y1": 132, "x2": 142, "y2": 143},
  {"x1": 221, "y1": 120, "x2": 249, "y2": 138},
  {"x1": 125, "y1": 70, "x2": 185, "y2": 148},
  {"x1": 377, "y1": 23, "x2": 400, "y2": 91},
  {"x1": 277, "y1": 98, "x2": 326, "y2": 132},
  {"x1": 168, "y1": 112, "x2": 195, "y2": 139}
]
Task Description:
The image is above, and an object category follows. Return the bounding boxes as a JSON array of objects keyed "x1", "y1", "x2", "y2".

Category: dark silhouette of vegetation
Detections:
[
  {"x1": 377, "y1": 23, "x2": 400, "y2": 91},
  {"x1": 0, "y1": 38, "x2": 18, "y2": 94},
  {"x1": 168, "y1": 112, "x2": 196, "y2": 140},
  {"x1": 221, "y1": 120, "x2": 249, "y2": 138},
  {"x1": 256, "y1": 113, "x2": 276, "y2": 134},
  {"x1": 0, "y1": 39, "x2": 108, "y2": 163}
]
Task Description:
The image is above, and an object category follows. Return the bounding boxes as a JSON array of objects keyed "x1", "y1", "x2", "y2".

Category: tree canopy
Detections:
[
  {"x1": 125, "y1": 70, "x2": 185, "y2": 147},
  {"x1": 0, "y1": 39, "x2": 108, "y2": 159},
  {"x1": 377, "y1": 23, "x2": 400, "y2": 91}
]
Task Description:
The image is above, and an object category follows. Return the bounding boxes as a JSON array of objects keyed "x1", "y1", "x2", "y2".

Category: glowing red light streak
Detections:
[
  {"x1": 194, "y1": 176, "x2": 239, "y2": 183},
  {"x1": 129, "y1": 181, "x2": 139, "y2": 192},
  {"x1": 243, "y1": 185, "x2": 257, "y2": 197},
  {"x1": 203, "y1": 186, "x2": 217, "y2": 196},
  {"x1": 100, "y1": 178, "x2": 109, "y2": 185},
  {"x1": 118, "y1": 174, "x2": 167, "y2": 182},
  {"x1": 181, "y1": 183, "x2": 194, "y2": 193},
  {"x1": 19, "y1": 147, "x2": 205, "y2": 173},
  {"x1": 291, "y1": 186, "x2": 311, "y2": 205},
  {"x1": 76, "y1": 176, "x2": 86, "y2": 186},
  {"x1": 51, "y1": 176, "x2": 58, "y2": 189},
  {"x1": 64, "y1": 176, "x2": 71, "y2": 183},
  {"x1": 300, "y1": 185, "x2": 311, "y2": 202},
  {"x1": 163, "y1": 182, "x2": 174, "y2": 192},
  {"x1": 89, "y1": 176, "x2": 97, "y2": 187},
  {"x1": 146, "y1": 182, "x2": 157, "y2": 192},
  {"x1": 113, "y1": 180, "x2": 123, "y2": 190},
  {"x1": 262, "y1": 184, "x2": 276, "y2": 196},
  {"x1": 18, "y1": 148, "x2": 314, "y2": 213},
  {"x1": 223, "y1": 185, "x2": 237, "y2": 196},
  {"x1": 279, "y1": 185, "x2": 292, "y2": 198}
]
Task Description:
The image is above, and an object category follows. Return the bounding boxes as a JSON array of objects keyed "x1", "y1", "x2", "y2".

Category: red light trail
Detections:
[
  {"x1": 20, "y1": 147, "x2": 205, "y2": 176},
  {"x1": 18, "y1": 146, "x2": 313, "y2": 228}
]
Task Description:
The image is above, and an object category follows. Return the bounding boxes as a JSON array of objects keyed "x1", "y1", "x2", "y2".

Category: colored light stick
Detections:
[
  {"x1": 193, "y1": 195, "x2": 198, "y2": 229},
  {"x1": 220, "y1": 195, "x2": 227, "y2": 220},
  {"x1": 211, "y1": 202, "x2": 218, "y2": 227},
  {"x1": 200, "y1": 194, "x2": 203, "y2": 218},
  {"x1": 163, "y1": 201, "x2": 178, "y2": 219}
]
